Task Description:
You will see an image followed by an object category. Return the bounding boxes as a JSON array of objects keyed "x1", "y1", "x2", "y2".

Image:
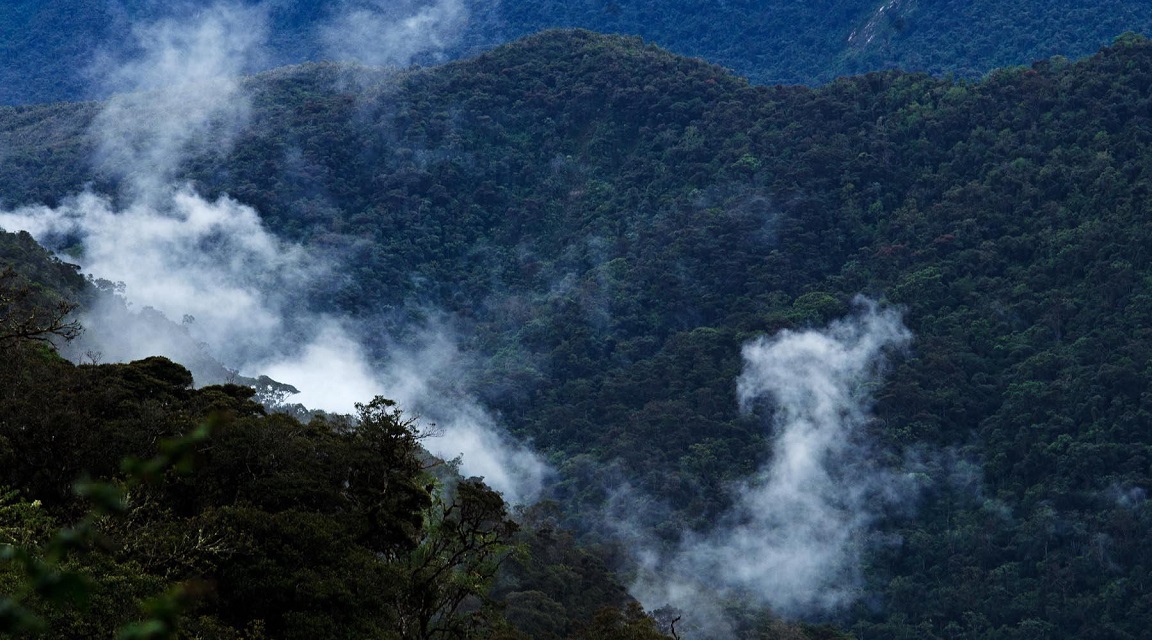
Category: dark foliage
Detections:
[
  {"x1": 6, "y1": 28, "x2": 1152, "y2": 638},
  {"x1": 3, "y1": 1, "x2": 1152, "y2": 105},
  {"x1": 0, "y1": 230, "x2": 679, "y2": 637}
]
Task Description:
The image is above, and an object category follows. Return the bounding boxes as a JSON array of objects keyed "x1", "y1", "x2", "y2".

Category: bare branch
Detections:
[{"x1": 0, "y1": 267, "x2": 82, "y2": 346}]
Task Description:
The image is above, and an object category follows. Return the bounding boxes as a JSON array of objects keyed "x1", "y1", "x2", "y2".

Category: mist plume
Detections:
[
  {"x1": 625, "y1": 298, "x2": 912, "y2": 636},
  {"x1": 91, "y1": 2, "x2": 268, "y2": 198},
  {"x1": 0, "y1": 3, "x2": 371, "y2": 410},
  {"x1": 0, "y1": 0, "x2": 548, "y2": 506},
  {"x1": 375, "y1": 327, "x2": 550, "y2": 505},
  {"x1": 321, "y1": 0, "x2": 468, "y2": 67}
]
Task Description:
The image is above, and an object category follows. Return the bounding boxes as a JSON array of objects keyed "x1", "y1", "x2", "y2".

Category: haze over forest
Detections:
[{"x1": 2, "y1": 2, "x2": 1152, "y2": 639}]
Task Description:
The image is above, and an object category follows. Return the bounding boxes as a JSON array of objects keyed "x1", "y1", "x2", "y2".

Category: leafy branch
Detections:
[{"x1": 0, "y1": 422, "x2": 211, "y2": 638}]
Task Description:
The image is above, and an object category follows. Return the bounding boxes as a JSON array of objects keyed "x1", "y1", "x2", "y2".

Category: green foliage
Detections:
[
  {"x1": 0, "y1": 234, "x2": 82, "y2": 345},
  {"x1": 397, "y1": 478, "x2": 518, "y2": 639},
  {"x1": 10, "y1": 28, "x2": 1152, "y2": 639},
  {"x1": 570, "y1": 602, "x2": 668, "y2": 640},
  {"x1": 0, "y1": 272, "x2": 654, "y2": 637},
  {"x1": 0, "y1": 424, "x2": 208, "y2": 637}
]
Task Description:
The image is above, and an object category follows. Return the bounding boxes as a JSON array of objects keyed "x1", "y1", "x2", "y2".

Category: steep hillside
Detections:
[
  {"x1": 2, "y1": 0, "x2": 1151, "y2": 104},
  {"x1": 0, "y1": 227, "x2": 697, "y2": 639},
  {"x1": 0, "y1": 225, "x2": 846, "y2": 638},
  {"x1": 495, "y1": 0, "x2": 1152, "y2": 85},
  {"x1": 4, "y1": 30, "x2": 1152, "y2": 637}
]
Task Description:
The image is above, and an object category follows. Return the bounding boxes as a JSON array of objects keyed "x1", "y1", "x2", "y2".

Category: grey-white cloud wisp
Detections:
[
  {"x1": 372, "y1": 328, "x2": 550, "y2": 506},
  {"x1": 91, "y1": 2, "x2": 268, "y2": 198},
  {"x1": 0, "y1": 0, "x2": 550, "y2": 506},
  {"x1": 321, "y1": 0, "x2": 468, "y2": 67},
  {"x1": 0, "y1": 3, "x2": 301, "y2": 376},
  {"x1": 627, "y1": 298, "x2": 912, "y2": 635},
  {"x1": 0, "y1": 189, "x2": 314, "y2": 365}
]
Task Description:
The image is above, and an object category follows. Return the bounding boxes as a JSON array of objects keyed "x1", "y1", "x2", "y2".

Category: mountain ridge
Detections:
[
  {"x1": 3, "y1": 1, "x2": 1152, "y2": 105},
  {"x1": 3, "y1": 29, "x2": 1152, "y2": 637}
]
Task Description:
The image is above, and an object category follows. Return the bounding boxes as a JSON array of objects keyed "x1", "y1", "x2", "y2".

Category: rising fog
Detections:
[
  {"x1": 1, "y1": 4, "x2": 927, "y2": 630},
  {"x1": 321, "y1": 0, "x2": 469, "y2": 67},
  {"x1": 0, "y1": 0, "x2": 546, "y2": 505},
  {"x1": 621, "y1": 299, "x2": 914, "y2": 636},
  {"x1": 91, "y1": 2, "x2": 268, "y2": 199}
]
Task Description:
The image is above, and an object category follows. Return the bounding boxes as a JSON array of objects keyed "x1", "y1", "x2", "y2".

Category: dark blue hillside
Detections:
[{"x1": 3, "y1": 0, "x2": 1151, "y2": 104}]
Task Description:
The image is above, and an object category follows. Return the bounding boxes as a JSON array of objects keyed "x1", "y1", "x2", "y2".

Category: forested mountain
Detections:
[
  {"x1": 6, "y1": 27, "x2": 1152, "y2": 639},
  {"x1": 2, "y1": 0, "x2": 1151, "y2": 104},
  {"x1": 0, "y1": 232, "x2": 716, "y2": 638}
]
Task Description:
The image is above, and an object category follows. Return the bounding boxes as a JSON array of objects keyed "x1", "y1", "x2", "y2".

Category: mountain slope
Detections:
[
  {"x1": 2, "y1": 0, "x2": 1152, "y2": 104},
  {"x1": 0, "y1": 225, "x2": 845, "y2": 638},
  {"x1": 4, "y1": 30, "x2": 1152, "y2": 637}
]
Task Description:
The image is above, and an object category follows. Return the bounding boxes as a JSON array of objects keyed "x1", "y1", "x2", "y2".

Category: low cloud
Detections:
[
  {"x1": 622, "y1": 298, "x2": 914, "y2": 635},
  {"x1": 91, "y1": 2, "x2": 269, "y2": 198},
  {"x1": 320, "y1": 0, "x2": 469, "y2": 67},
  {"x1": 375, "y1": 327, "x2": 551, "y2": 506},
  {"x1": 0, "y1": 188, "x2": 316, "y2": 366},
  {"x1": 0, "y1": 185, "x2": 549, "y2": 504},
  {"x1": 2, "y1": 0, "x2": 547, "y2": 508},
  {"x1": 257, "y1": 319, "x2": 388, "y2": 412}
]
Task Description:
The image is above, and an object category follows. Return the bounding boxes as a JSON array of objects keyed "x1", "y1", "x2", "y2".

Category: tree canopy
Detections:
[{"x1": 5, "y1": 29, "x2": 1152, "y2": 638}]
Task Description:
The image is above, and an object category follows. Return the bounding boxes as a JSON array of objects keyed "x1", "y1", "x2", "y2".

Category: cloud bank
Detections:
[
  {"x1": 0, "y1": 0, "x2": 549, "y2": 506},
  {"x1": 0, "y1": 189, "x2": 312, "y2": 362},
  {"x1": 0, "y1": 3, "x2": 343, "y2": 391}
]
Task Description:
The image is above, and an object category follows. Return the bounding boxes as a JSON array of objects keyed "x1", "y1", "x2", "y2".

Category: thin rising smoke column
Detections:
[{"x1": 632, "y1": 298, "x2": 911, "y2": 631}]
